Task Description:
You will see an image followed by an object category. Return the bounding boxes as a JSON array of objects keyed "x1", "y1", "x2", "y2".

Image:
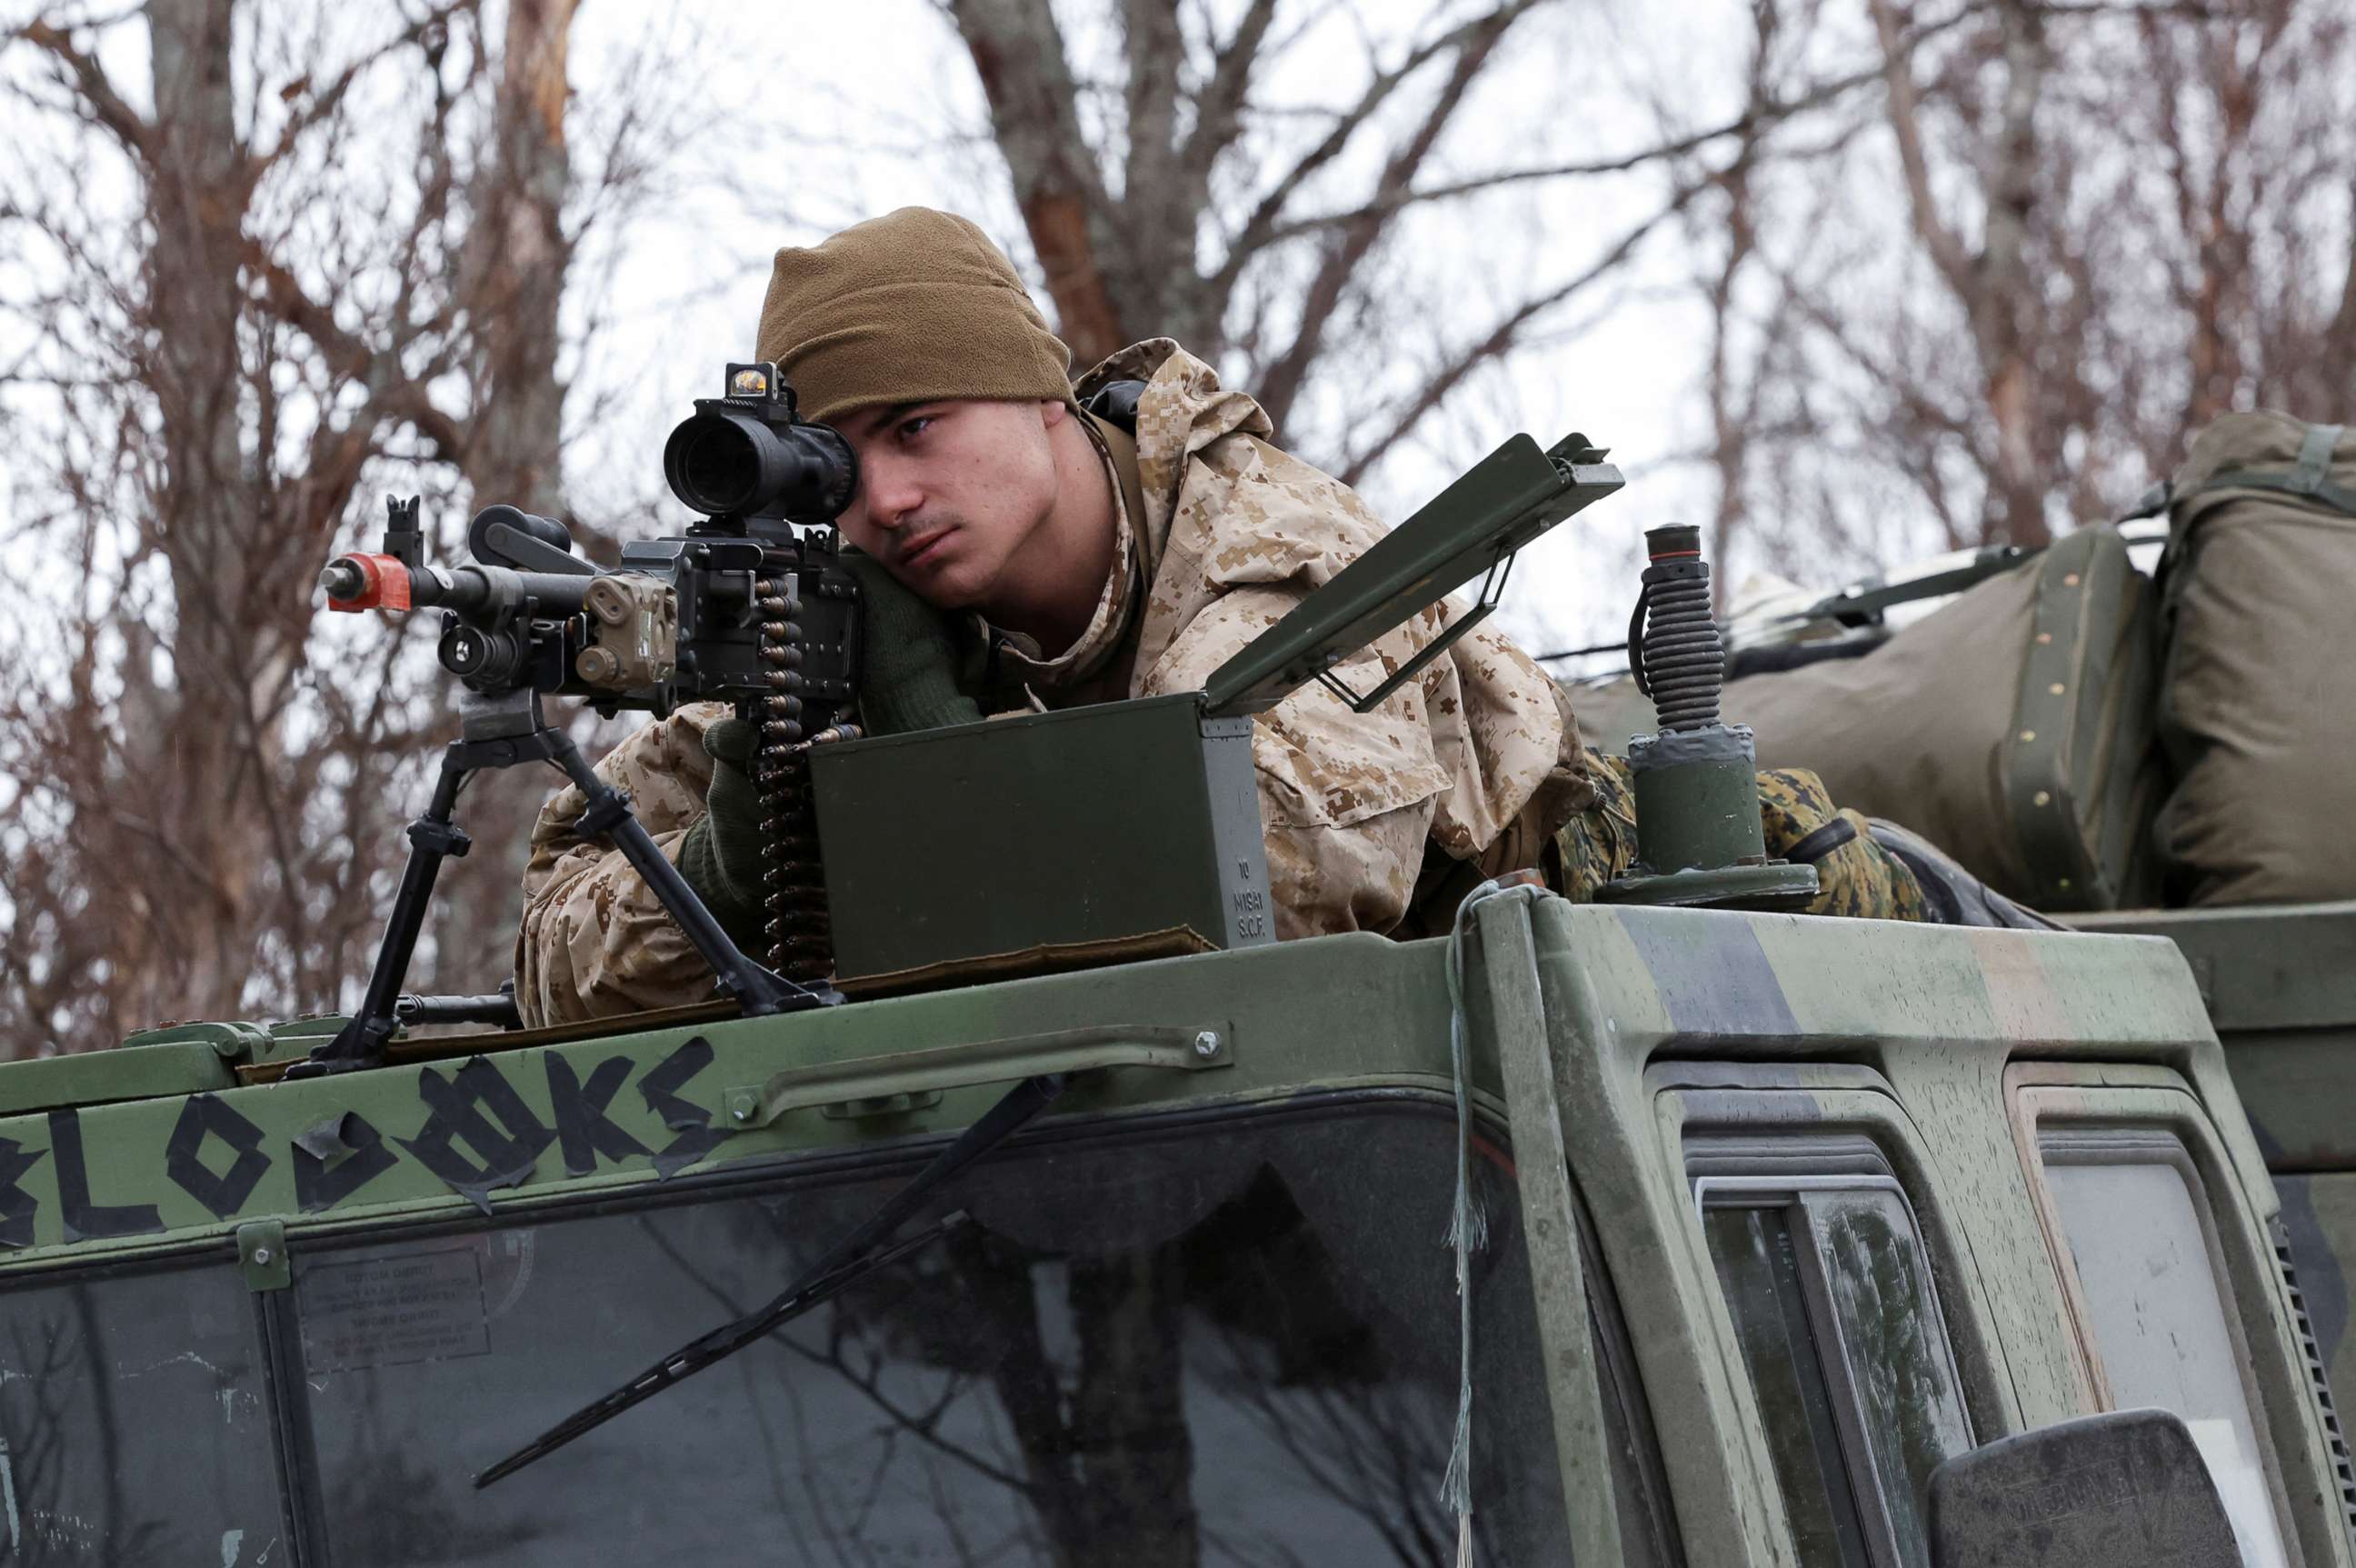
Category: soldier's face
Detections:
[{"x1": 834, "y1": 398, "x2": 1063, "y2": 609}]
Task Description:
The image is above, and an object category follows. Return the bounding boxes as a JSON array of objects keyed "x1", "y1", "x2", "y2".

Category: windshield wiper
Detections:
[{"x1": 474, "y1": 1071, "x2": 1069, "y2": 1489}]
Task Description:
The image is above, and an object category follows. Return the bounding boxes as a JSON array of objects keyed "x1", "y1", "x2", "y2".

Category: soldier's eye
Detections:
[{"x1": 898, "y1": 414, "x2": 934, "y2": 443}]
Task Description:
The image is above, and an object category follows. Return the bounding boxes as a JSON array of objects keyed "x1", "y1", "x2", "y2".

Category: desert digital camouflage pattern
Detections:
[
  {"x1": 514, "y1": 702, "x2": 725, "y2": 1027},
  {"x1": 5, "y1": 900, "x2": 2351, "y2": 1565},
  {"x1": 515, "y1": 339, "x2": 1582, "y2": 1025},
  {"x1": 1083, "y1": 339, "x2": 1585, "y2": 908}
]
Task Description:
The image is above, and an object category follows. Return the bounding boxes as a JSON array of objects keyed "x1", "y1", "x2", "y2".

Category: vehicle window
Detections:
[
  {"x1": 1698, "y1": 1178, "x2": 1972, "y2": 1568},
  {"x1": 2041, "y1": 1140, "x2": 2290, "y2": 1568},
  {"x1": 1704, "y1": 1203, "x2": 1874, "y2": 1568},
  {"x1": 285, "y1": 1101, "x2": 1608, "y2": 1566},
  {"x1": 0, "y1": 1263, "x2": 285, "y2": 1563},
  {"x1": 1805, "y1": 1185, "x2": 1972, "y2": 1563}
]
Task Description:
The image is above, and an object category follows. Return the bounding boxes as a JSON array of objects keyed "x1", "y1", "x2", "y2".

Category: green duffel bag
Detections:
[
  {"x1": 1715, "y1": 525, "x2": 2166, "y2": 911},
  {"x1": 2142, "y1": 413, "x2": 2356, "y2": 906}
]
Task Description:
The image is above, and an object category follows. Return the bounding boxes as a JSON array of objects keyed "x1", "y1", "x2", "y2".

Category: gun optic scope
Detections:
[{"x1": 664, "y1": 408, "x2": 857, "y2": 522}]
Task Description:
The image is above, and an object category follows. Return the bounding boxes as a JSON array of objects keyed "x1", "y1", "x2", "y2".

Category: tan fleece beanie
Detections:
[{"x1": 754, "y1": 207, "x2": 1074, "y2": 426}]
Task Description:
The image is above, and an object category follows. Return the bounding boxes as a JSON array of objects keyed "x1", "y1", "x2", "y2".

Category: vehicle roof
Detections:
[{"x1": 0, "y1": 904, "x2": 2226, "y2": 1271}]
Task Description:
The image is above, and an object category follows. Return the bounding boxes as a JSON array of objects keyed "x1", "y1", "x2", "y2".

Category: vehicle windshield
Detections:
[
  {"x1": 0, "y1": 1262, "x2": 282, "y2": 1563},
  {"x1": 2, "y1": 1094, "x2": 1582, "y2": 1565}
]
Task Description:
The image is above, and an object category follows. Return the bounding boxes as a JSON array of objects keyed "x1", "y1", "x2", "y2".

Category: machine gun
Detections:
[{"x1": 297, "y1": 364, "x2": 861, "y2": 1073}]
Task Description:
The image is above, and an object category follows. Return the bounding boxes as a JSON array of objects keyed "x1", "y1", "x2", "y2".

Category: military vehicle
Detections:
[
  {"x1": 0, "y1": 406, "x2": 2322, "y2": 1565},
  {"x1": 6, "y1": 877, "x2": 2330, "y2": 1565},
  {"x1": 1571, "y1": 490, "x2": 2356, "y2": 1518}
]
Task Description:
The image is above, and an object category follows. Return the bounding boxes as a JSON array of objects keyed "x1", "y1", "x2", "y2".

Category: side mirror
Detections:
[{"x1": 1928, "y1": 1408, "x2": 2241, "y2": 1568}]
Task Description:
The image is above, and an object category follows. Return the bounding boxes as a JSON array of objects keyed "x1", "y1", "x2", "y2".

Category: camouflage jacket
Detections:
[{"x1": 514, "y1": 340, "x2": 1590, "y2": 1025}]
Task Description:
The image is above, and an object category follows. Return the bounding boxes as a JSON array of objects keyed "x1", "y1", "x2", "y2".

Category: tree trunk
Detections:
[
  {"x1": 427, "y1": 0, "x2": 584, "y2": 996},
  {"x1": 949, "y1": 0, "x2": 1132, "y2": 369},
  {"x1": 135, "y1": 0, "x2": 275, "y2": 1024},
  {"x1": 463, "y1": 0, "x2": 576, "y2": 518},
  {"x1": 1975, "y1": 0, "x2": 2052, "y2": 546}
]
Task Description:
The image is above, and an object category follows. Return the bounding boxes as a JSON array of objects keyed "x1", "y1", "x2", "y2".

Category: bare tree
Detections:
[
  {"x1": 0, "y1": 0, "x2": 686, "y2": 1056},
  {"x1": 1868, "y1": 0, "x2": 2055, "y2": 545},
  {"x1": 1689, "y1": 0, "x2": 2356, "y2": 575},
  {"x1": 940, "y1": 0, "x2": 1745, "y2": 488},
  {"x1": 8, "y1": 0, "x2": 2345, "y2": 1056},
  {"x1": 1690, "y1": 0, "x2": 1788, "y2": 604},
  {"x1": 3, "y1": 0, "x2": 454, "y2": 1053},
  {"x1": 430, "y1": 0, "x2": 584, "y2": 986}
]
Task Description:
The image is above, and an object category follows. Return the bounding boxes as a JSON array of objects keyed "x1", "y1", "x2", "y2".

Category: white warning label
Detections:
[{"x1": 299, "y1": 1245, "x2": 492, "y2": 1373}]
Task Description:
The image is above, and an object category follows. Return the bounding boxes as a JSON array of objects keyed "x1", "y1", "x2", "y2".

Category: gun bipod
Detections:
[{"x1": 290, "y1": 689, "x2": 834, "y2": 1079}]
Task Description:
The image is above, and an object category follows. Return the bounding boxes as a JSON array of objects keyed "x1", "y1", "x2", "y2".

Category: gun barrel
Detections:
[
  {"x1": 319, "y1": 559, "x2": 369, "y2": 601},
  {"x1": 321, "y1": 552, "x2": 421, "y2": 612},
  {"x1": 322, "y1": 553, "x2": 595, "y2": 618}
]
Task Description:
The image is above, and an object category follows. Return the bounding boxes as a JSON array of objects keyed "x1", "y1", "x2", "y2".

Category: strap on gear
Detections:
[
  {"x1": 1080, "y1": 376, "x2": 1146, "y2": 434},
  {"x1": 1783, "y1": 814, "x2": 1860, "y2": 864},
  {"x1": 2144, "y1": 422, "x2": 2356, "y2": 522},
  {"x1": 2119, "y1": 424, "x2": 2355, "y2": 522}
]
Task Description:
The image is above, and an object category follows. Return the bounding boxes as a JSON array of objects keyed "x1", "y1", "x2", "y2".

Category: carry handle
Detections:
[
  {"x1": 1201, "y1": 433, "x2": 1622, "y2": 718},
  {"x1": 725, "y1": 1023, "x2": 1235, "y2": 1128}
]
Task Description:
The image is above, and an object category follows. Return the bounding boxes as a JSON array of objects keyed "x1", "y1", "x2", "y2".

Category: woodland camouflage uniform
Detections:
[
  {"x1": 1557, "y1": 754, "x2": 1930, "y2": 923},
  {"x1": 514, "y1": 336, "x2": 1922, "y2": 1026}
]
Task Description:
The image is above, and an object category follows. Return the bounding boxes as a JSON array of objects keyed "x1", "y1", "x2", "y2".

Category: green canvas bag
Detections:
[
  {"x1": 1711, "y1": 525, "x2": 2165, "y2": 911},
  {"x1": 2141, "y1": 413, "x2": 2356, "y2": 905}
]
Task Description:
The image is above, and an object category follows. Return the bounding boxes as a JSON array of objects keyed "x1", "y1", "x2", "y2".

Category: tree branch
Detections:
[
  {"x1": 1181, "y1": 0, "x2": 1281, "y2": 183},
  {"x1": 1252, "y1": 11, "x2": 1975, "y2": 250},
  {"x1": 254, "y1": 3, "x2": 467, "y2": 175},
  {"x1": 14, "y1": 19, "x2": 151, "y2": 155},
  {"x1": 1864, "y1": 0, "x2": 1976, "y2": 298},
  {"x1": 1212, "y1": 1, "x2": 1545, "y2": 296},
  {"x1": 1334, "y1": 178, "x2": 1704, "y2": 488},
  {"x1": 1254, "y1": 0, "x2": 1540, "y2": 433},
  {"x1": 241, "y1": 240, "x2": 466, "y2": 458}
]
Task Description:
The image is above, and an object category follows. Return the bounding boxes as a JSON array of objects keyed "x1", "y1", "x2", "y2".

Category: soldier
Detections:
[{"x1": 514, "y1": 207, "x2": 2010, "y2": 1027}]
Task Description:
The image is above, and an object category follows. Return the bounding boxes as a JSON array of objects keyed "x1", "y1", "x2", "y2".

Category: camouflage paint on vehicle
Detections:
[
  {"x1": 2076, "y1": 899, "x2": 2356, "y2": 1432},
  {"x1": 2, "y1": 900, "x2": 2348, "y2": 1567},
  {"x1": 1470, "y1": 898, "x2": 2348, "y2": 1566}
]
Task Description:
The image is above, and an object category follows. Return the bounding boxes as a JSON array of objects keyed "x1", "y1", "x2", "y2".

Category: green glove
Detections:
[
  {"x1": 677, "y1": 555, "x2": 979, "y2": 954},
  {"x1": 840, "y1": 551, "x2": 987, "y2": 734},
  {"x1": 674, "y1": 716, "x2": 768, "y2": 954}
]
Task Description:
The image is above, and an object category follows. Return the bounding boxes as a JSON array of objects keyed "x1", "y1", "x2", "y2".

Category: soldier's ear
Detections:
[{"x1": 1039, "y1": 398, "x2": 1071, "y2": 429}]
